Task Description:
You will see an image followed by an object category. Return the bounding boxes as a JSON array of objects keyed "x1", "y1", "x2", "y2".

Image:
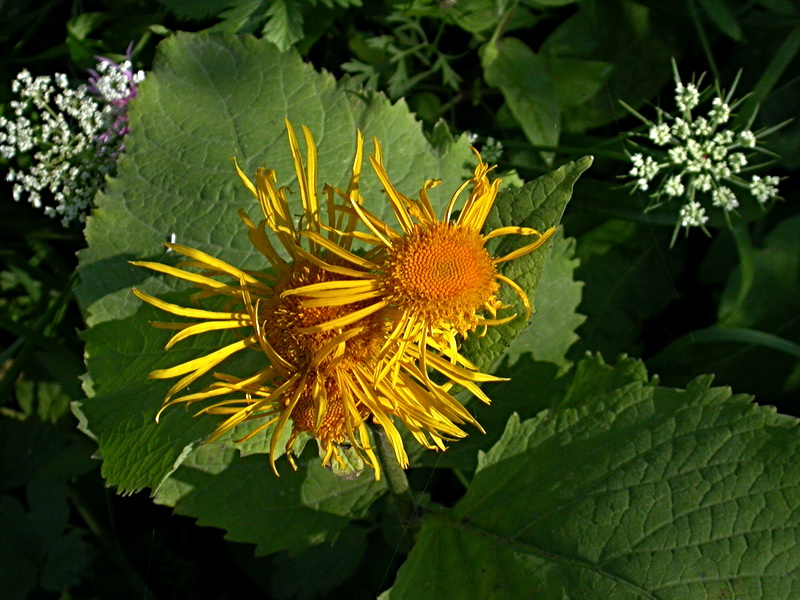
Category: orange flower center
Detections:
[
  {"x1": 262, "y1": 260, "x2": 385, "y2": 369},
  {"x1": 259, "y1": 260, "x2": 384, "y2": 445},
  {"x1": 382, "y1": 222, "x2": 498, "y2": 327}
]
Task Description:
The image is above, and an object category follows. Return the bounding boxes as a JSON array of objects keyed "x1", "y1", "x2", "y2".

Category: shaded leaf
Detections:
[
  {"x1": 650, "y1": 216, "x2": 800, "y2": 402},
  {"x1": 269, "y1": 526, "x2": 368, "y2": 600},
  {"x1": 698, "y1": 0, "x2": 744, "y2": 41},
  {"x1": 570, "y1": 220, "x2": 683, "y2": 361},
  {"x1": 543, "y1": 57, "x2": 615, "y2": 110},
  {"x1": 539, "y1": 0, "x2": 675, "y2": 132},
  {"x1": 482, "y1": 37, "x2": 561, "y2": 152},
  {"x1": 39, "y1": 530, "x2": 93, "y2": 592},
  {"x1": 157, "y1": 0, "x2": 230, "y2": 20},
  {"x1": 155, "y1": 445, "x2": 385, "y2": 555}
]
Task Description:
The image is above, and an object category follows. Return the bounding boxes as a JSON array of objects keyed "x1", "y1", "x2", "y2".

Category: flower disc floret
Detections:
[{"x1": 382, "y1": 221, "x2": 499, "y2": 333}]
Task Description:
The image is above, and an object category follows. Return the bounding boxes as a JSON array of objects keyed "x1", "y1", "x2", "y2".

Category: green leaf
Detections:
[
  {"x1": 417, "y1": 357, "x2": 566, "y2": 471},
  {"x1": 556, "y1": 352, "x2": 652, "y2": 410},
  {"x1": 0, "y1": 421, "x2": 95, "y2": 599},
  {"x1": 543, "y1": 58, "x2": 614, "y2": 110},
  {"x1": 539, "y1": 0, "x2": 675, "y2": 132},
  {"x1": 154, "y1": 445, "x2": 385, "y2": 555},
  {"x1": 262, "y1": 0, "x2": 305, "y2": 51},
  {"x1": 650, "y1": 216, "x2": 800, "y2": 402},
  {"x1": 39, "y1": 530, "x2": 94, "y2": 593},
  {"x1": 570, "y1": 220, "x2": 684, "y2": 360},
  {"x1": 447, "y1": 0, "x2": 502, "y2": 35},
  {"x1": 501, "y1": 228, "x2": 585, "y2": 373},
  {"x1": 420, "y1": 163, "x2": 590, "y2": 471},
  {"x1": 157, "y1": 0, "x2": 230, "y2": 20},
  {"x1": 0, "y1": 497, "x2": 39, "y2": 600},
  {"x1": 269, "y1": 526, "x2": 368, "y2": 599},
  {"x1": 384, "y1": 356, "x2": 800, "y2": 599},
  {"x1": 462, "y1": 156, "x2": 593, "y2": 375},
  {"x1": 0, "y1": 418, "x2": 96, "y2": 490},
  {"x1": 75, "y1": 33, "x2": 473, "y2": 494},
  {"x1": 523, "y1": 0, "x2": 577, "y2": 6},
  {"x1": 719, "y1": 215, "x2": 800, "y2": 332},
  {"x1": 482, "y1": 37, "x2": 561, "y2": 152},
  {"x1": 698, "y1": 0, "x2": 744, "y2": 41}
]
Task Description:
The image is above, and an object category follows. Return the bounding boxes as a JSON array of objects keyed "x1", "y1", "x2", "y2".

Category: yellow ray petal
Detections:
[
  {"x1": 149, "y1": 336, "x2": 254, "y2": 381},
  {"x1": 133, "y1": 288, "x2": 247, "y2": 320},
  {"x1": 281, "y1": 278, "x2": 379, "y2": 298},
  {"x1": 293, "y1": 245, "x2": 379, "y2": 279},
  {"x1": 300, "y1": 289, "x2": 383, "y2": 309},
  {"x1": 482, "y1": 225, "x2": 546, "y2": 242},
  {"x1": 369, "y1": 140, "x2": 415, "y2": 234},
  {"x1": 299, "y1": 230, "x2": 379, "y2": 271},
  {"x1": 233, "y1": 157, "x2": 257, "y2": 198},
  {"x1": 494, "y1": 272, "x2": 531, "y2": 320},
  {"x1": 165, "y1": 243, "x2": 265, "y2": 286},
  {"x1": 131, "y1": 261, "x2": 241, "y2": 294},
  {"x1": 310, "y1": 326, "x2": 364, "y2": 369},
  {"x1": 164, "y1": 319, "x2": 249, "y2": 349},
  {"x1": 297, "y1": 299, "x2": 389, "y2": 334},
  {"x1": 493, "y1": 226, "x2": 556, "y2": 264},
  {"x1": 269, "y1": 373, "x2": 307, "y2": 475}
]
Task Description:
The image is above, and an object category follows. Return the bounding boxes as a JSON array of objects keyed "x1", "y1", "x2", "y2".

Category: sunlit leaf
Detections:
[{"x1": 384, "y1": 356, "x2": 800, "y2": 599}]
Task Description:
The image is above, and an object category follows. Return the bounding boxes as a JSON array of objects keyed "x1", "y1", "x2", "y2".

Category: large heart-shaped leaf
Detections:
[{"x1": 384, "y1": 355, "x2": 800, "y2": 599}]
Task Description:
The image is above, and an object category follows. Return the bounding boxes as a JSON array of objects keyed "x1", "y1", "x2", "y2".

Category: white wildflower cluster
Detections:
[
  {"x1": 0, "y1": 56, "x2": 144, "y2": 226},
  {"x1": 623, "y1": 60, "x2": 785, "y2": 240}
]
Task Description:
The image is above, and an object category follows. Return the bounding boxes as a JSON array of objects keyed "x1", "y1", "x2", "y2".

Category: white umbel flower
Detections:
[
  {"x1": 622, "y1": 58, "x2": 785, "y2": 242},
  {"x1": 750, "y1": 175, "x2": 780, "y2": 203},
  {"x1": 0, "y1": 54, "x2": 143, "y2": 226},
  {"x1": 679, "y1": 201, "x2": 709, "y2": 227},
  {"x1": 693, "y1": 173, "x2": 713, "y2": 192},
  {"x1": 739, "y1": 130, "x2": 757, "y2": 148},
  {"x1": 712, "y1": 187, "x2": 739, "y2": 211},
  {"x1": 693, "y1": 116, "x2": 712, "y2": 137},
  {"x1": 676, "y1": 82, "x2": 700, "y2": 112},
  {"x1": 665, "y1": 175, "x2": 685, "y2": 197},
  {"x1": 649, "y1": 123, "x2": 671, "y2": 145},
  {"x1": 709, "y1": 98, "x2": 731, "y2": 125},
  {"x1": 728, "y1": 153, "x2": 747, "y2": 173}
]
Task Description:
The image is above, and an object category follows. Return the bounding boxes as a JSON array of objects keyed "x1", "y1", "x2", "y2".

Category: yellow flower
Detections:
[
  {"x1": 283, "y1": 138, "x2": 556, "y2": 388},
  {"x1": 131, "y1": 121, "x2": 503, "y2": 477}
]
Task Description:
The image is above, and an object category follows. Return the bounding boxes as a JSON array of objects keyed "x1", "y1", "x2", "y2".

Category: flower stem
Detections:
[
  {"x1": 719, "y1": 221, "x2": 754, "y2": 326},
  {"x1": 373, "y1": 426, "x2": 425, "y2": 533},
  {"x1": 687, "y1": 0, "x2": 720, "y2": 81},
  {"x1": 375, "y1": 427, "x2": 412, "y2": 499}
]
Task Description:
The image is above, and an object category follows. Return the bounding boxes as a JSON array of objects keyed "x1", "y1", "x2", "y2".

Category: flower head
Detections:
[
  {"x1": 0, "y1": 53, "x2": 144, "y2": 225},
  {"x1": 750, "y1": 175, "x2": 780, "y2": 203},
  {"x1": 621, "y1": 59, "x2": 786, "y2": 243},
  {"x1": 131, "y1": 121, "x2": 547, "y2": 478},
  {"x1": 281, "y1": 138, "x2": 555, "y2": 391}
]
